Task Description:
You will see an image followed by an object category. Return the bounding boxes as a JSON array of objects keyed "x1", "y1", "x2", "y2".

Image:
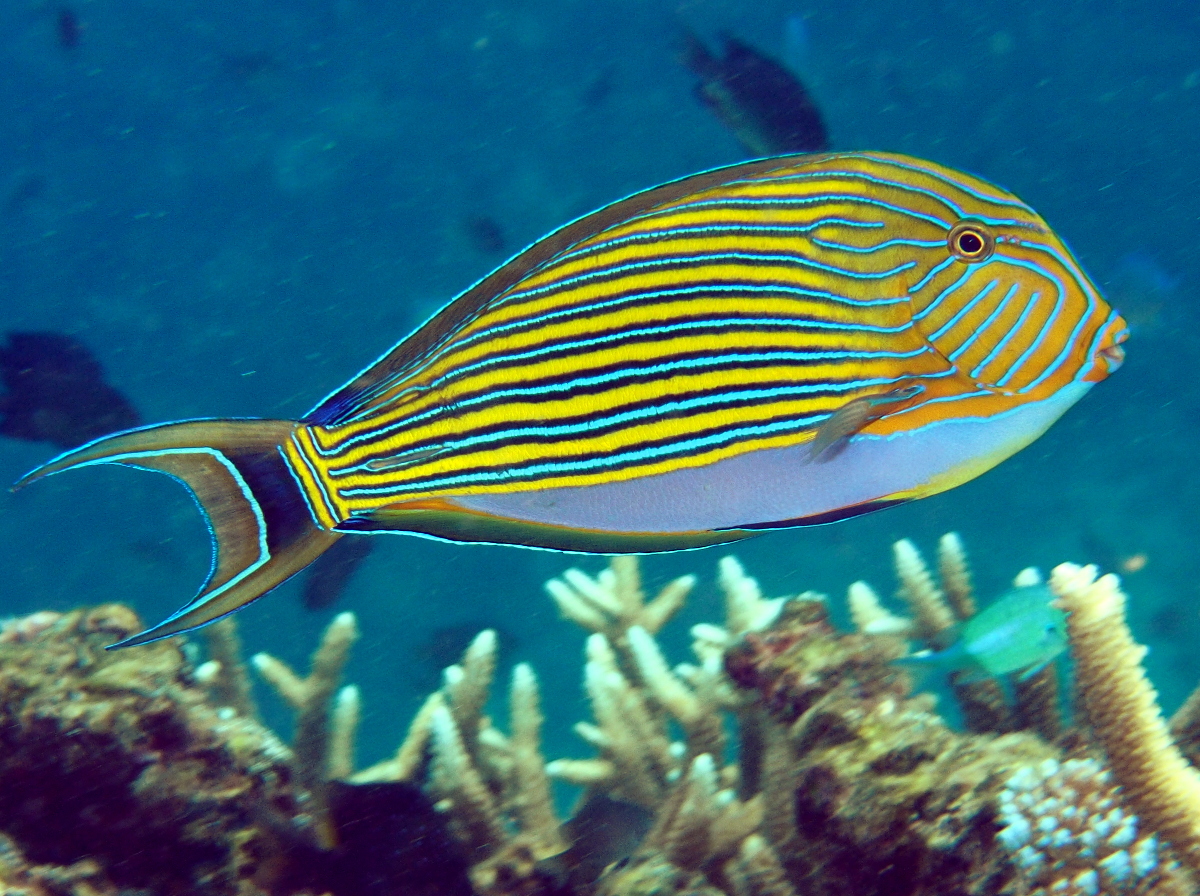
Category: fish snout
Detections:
[{"x1": 1083, "y1": 318, "x2": 1129, "y2": 382}]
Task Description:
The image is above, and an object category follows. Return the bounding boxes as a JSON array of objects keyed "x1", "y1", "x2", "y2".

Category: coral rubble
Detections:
[
  {"x1": 4, "y1": 535, "x2": 1200, "y2": 896},
  {"x1": 0, "y1": 604, "x2": 296, "y2": 895}
]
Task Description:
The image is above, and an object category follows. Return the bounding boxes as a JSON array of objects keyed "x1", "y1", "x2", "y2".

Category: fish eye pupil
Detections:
[{"x1": 958, "y1": 232, "x2": 983, "y2": 254}]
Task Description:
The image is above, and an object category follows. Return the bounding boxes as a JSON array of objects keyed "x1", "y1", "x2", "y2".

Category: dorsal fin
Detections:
[{"x1": 304, "y1": 153, "x2": 833, "y2": 426}]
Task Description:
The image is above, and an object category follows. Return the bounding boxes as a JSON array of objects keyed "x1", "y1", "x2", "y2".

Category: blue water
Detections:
[{"x1": 1, "y1": 0, "x2": 1197, "y2": 766}]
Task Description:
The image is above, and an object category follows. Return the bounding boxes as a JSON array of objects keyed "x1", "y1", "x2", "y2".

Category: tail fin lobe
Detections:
[{"x1": 16, "y1": 419, "x2": 340, "y2": 647}]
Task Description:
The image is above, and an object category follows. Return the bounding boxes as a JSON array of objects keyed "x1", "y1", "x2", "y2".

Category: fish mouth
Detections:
[
  {"x1": 1088, "y1": 323, "x2": 1129, "y2": 380},
  {"x1": 1099, "y1": 343, "x2": 1126, "y2": 371}
]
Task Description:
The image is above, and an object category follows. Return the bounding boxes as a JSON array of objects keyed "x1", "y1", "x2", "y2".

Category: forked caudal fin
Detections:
[{"x1": 13, "y1": 418, "x2": 340, "y2": 648}]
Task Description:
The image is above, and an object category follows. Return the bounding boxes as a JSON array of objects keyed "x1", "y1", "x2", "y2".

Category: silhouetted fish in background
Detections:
[
  {"x1": 0, "y1": 332, "x2": 139, "y2": 449},
  {"x1": 681, "y1": 31, "x2": 830, "y2": 156},
  {"x1": 55, "y1": 6, "x2": 81, "y2": 51},
  {"x1": 301, "y1": 536, "x2": 375, "y2": 610},
  {"x1": 4, "y1": 173, "x2": 47, "y2": 215},
  {"x1": 555, "y1": 793, "x2": 654, "y2": 888},
  {"x1": 463, "y1": 214, "x2": 507, "y2": 255}
]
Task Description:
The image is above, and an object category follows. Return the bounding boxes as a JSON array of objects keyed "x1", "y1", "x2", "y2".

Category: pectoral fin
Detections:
[{"x1": 809, "y1": 383, "x2": 925, "y2": 462}]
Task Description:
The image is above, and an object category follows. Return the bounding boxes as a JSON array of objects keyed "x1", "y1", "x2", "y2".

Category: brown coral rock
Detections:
[
  {"x1": 0, "y1": 832, "x2": 121, "y2": 896},
  {"x1": 725, "y1": 597, "x2": 1058, "y2": 896},
  {"x1": 0, "y1": 605, "x2": 297, "y2": 896}
]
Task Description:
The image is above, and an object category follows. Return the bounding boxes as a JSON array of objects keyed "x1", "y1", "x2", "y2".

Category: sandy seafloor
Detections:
[{"x1": 0, "y1": 0, "x2": 1197, "y2": 767}]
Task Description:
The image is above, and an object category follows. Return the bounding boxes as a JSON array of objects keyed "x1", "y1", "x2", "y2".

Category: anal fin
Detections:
[{"x1": 336, "y1": 498, "x2": 750, "y2": 553}]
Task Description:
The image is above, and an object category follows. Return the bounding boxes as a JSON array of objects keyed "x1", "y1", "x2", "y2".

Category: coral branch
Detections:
[
  {"x1": 429, "y1": 699, "x2": 506, "y2": 855},
  {"x1": 327, "y1": 684, "x2": 360, "y2": 780},
  {"x1": 253, "y1": 611, "x2": 359, "y2": 848},
  {"x1": 200, "y1": 617, "x2": 259, "y2": 719},
  {"x1": 507, "y1": 663, "x2": 565, "y2": 856},
  {"x1": 443, "y1": 629, "x2": 497, "y2": 751},
  {"x1": 545, "y1": 557, "x2": 695, "y2": 649},
  {"x1": 1052, "y1": 562, "x2": 1200, "y2": 873},
  {"x1": 937, "y1": 531, "x2": 976, "y2": 621},
  {"x1": 847, "y1": 581, "x2": 911, "y2": 635},
  {"x1": 718, "y1": 556, "x2": 785, "y2": 638},
  {"x1": 892, "y1": 538, "x2": 957, "y2": 639}
]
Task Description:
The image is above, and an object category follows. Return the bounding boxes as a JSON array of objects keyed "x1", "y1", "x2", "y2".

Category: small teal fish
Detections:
[{"x1": 900, "y1": 584, "x2": 1067, "y2": 680}]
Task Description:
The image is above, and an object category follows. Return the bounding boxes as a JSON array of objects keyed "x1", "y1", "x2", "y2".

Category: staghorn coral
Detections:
[
  {"x1": 254, "y1": 624, "x2": 566, "y2": 895},
  {"x1": 251, "y1": 611, "x2": 360, "y2": 847},
  {"x1": 1050, "y1": 563, "x2": 1200, "y2": 878},
  {"x1": 9, "y1": 535, "x2": 1200, "y2": 896}
]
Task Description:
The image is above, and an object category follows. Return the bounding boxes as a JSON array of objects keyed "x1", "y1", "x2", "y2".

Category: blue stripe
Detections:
[
  {"x1": 810, "y1": 237, "x2": 945, "y2": 254},
  {"x1": 1072, "y1": 310, "x2": 1125, "y2": 384},
  {"x1": 436, "y1": 324, "x2": 926, "y2": 392},
  {"x1": 656, "y1": 193, "x2": 955, "y2": 231},
  {"x1": 948, "y1": 283, "x2": 1020, "y2": 363},
  {"x1": 498, "y1": 251, "x2": 918, "y2": 306},
  {"x1": 334, "y1": 290, "x2": 916, "y2": 430},
  {"x1": 1009, "y1": 246, "x2": 1101, "y2": 394},
  {"x1": 927, "y1": 279, "x2": 1000, "y2": 343},
  {"x1": 758, "y1": 167, "x2": 1032, "y2": 225},
  {"x1": 556, "y1": 217, "x2": 886, "y2": 264},
  {"x1": 994, "y1": 258, "x2": 1070, "y2": 390},
  {"x1": 873, "y1": 158, "x2": 1023, "y2": 208},
  {"x1": 913, "y1": 268, "x2": 976, "y2": 322},
  {"x1": 971, "y1": 290, "x2": 1040, "y2": 382},
  {"x1": 287, "y1": 433, "x2": 340, "y2": 523},
  {"x1": 907, "y1": 256, "x2": 958, "y2": 296},
  {"x1": 339, "y1": 376, "x2": 923, "y2": 492},
  {"x1": 74, "y1": 446, "x2": 272, "y2": 603}
]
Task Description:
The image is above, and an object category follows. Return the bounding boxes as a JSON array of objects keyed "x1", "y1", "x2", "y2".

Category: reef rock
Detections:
[{"x1": 0, "y1": 605, "x2": 296, "y2": 895}]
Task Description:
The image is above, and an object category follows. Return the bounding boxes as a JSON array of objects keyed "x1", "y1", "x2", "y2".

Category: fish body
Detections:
[
  {"x1": 15, "y1": 152, "x2": 1127, "y2": 646},
  {"x1": 904, "y1": 584, "x2": 1067, "y2": 679},
  {"x1": 682, "y1": 32, "x2": 830, "y2": 156}
]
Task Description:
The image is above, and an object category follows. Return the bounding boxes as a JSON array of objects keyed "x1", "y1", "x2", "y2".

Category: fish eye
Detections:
[{"x1": 947, "y1": 220, "x2": 995, "y2": 263}]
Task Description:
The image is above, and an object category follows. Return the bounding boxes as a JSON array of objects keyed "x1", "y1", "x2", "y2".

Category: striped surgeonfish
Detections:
[{"x1": 15, "y1": 152, "x2": 1128, "y2": 647}]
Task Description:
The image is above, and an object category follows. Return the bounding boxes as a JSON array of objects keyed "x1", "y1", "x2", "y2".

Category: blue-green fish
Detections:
[{"x1": 902, "y1": 584, "x2": 1067, "y2": 680}]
